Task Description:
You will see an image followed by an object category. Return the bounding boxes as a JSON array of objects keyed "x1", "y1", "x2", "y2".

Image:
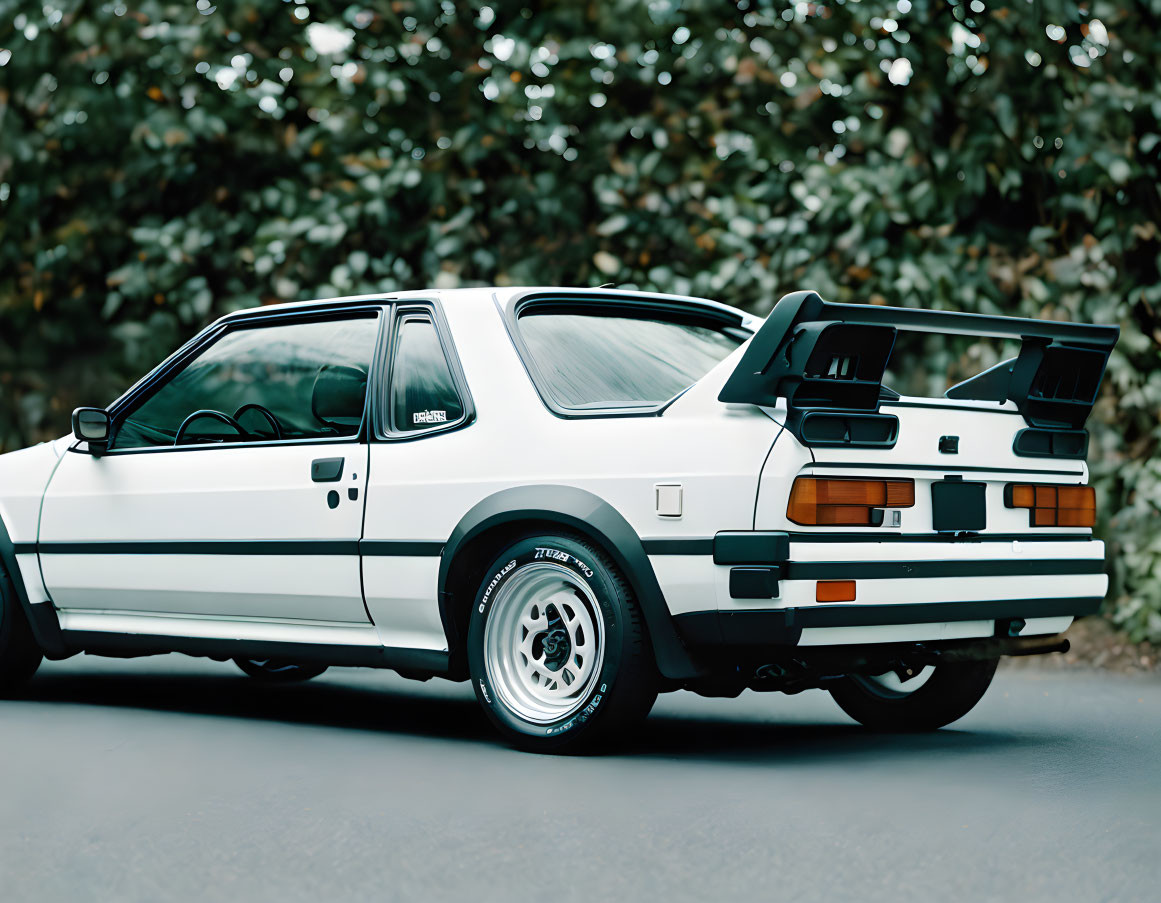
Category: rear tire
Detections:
[
  {"x1": 0, "y1": 579, "x2": 44, "y2": 697},
  {"x1": 234, "y1": 659, "x2": 328, "y2": 682},
  {"x1": 828, "y1": 658, "x2": 999, "y2": 731},
  {"x1": 467, "y1": 533, "x2": 657, "y2": 753}
]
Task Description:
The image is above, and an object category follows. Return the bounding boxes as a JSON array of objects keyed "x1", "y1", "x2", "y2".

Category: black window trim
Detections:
[
  {"x1": 373, "y1": 299, "x2": 476, "y2": 442},
  {"x1": 499, "y1": 289, "x2": 753, "y2": 420},
  {"x1": 77, "y1": 303, "x2": 389, "y2": 457}
]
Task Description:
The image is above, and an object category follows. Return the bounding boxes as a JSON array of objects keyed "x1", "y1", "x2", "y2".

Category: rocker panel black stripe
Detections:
[
  {"x1": 359, "y1": 540, "x2": 445, "y2": 557},
  {"x1": 31, "y1": 539, "x2": 445, "y2": 557}
]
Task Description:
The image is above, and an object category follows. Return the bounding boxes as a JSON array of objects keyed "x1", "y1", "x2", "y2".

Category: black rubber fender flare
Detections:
[
  {"x1": 437, "y1": 484, "x2": 703, "y2": 681},
  {"x1": 0, "y1": 517, "x2": 69, "y2": 659}
]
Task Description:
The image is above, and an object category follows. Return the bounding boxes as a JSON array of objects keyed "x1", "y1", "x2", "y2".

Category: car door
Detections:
[{"x1": 38, "y1": 309, "x2": 382, "y2": 629}]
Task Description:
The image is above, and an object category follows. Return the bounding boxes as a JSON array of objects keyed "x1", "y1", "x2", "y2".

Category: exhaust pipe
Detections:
[{"x1": 928, "y1": 636, "x2": 1070, "y2": 664}]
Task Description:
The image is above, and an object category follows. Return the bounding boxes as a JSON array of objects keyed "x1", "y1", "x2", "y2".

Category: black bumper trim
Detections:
[
  {"x1": 675, "y1": 596, "x2": 1103, "y2": 647},
  {"x1": 642, "y1": 532, "x2": 1097, "y2": 555},
  {"x1": 786, "y1": 531, "x2": 1095, "y2": 543},
  {"x1": 713, "y1": 531, "x2": 790, "y2": 564},
  {"x1": 729, "y1": 567, "x2": 782, "y2": 599},
  {"x1": 783, "y1": 558, "x2": 1105, "y2": 580}
]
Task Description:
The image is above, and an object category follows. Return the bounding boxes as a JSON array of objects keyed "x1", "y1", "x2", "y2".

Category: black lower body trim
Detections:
[
  {"x1": 62, "y1": 631, "x2": 451, "y2": 675},
  {"x1": 641, "y1": 538, "x2": 713, "y2": 556},
  {"x1": 25, "y1": 601, "x2": 71, "y2": 660},
  {"x1": 675, "y1": 596, "x2": 1103, "y2": 648}
]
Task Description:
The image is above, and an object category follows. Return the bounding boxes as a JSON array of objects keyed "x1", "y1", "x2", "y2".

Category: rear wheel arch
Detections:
[{"x1": 437, "y1": 485, "x2": 702, "y2": 681}]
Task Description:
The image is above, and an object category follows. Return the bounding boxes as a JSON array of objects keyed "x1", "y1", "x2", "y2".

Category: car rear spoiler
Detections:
[{"x1": 719, "y1": 290, "x2": 1118, "y2": 443}]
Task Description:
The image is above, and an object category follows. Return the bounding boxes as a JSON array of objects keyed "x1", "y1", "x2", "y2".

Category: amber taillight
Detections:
[
  {"x1": 786, "y1": 477, "x2": 915, "y2": 527},
  {"x1": 1005, "y1": 483, "x2": 1096, "y2": 527}
]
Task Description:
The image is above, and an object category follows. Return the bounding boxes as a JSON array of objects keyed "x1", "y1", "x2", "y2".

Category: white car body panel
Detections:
[
  {"x1": 362, "y1": 295, "x2": 782, "y2": 650},
  {"x1": 0, "y1": 285, "x2": 1115, "y2": 679},
  {"x1": 0, "y1": 439, "x2": 68, "y2": 606},
  {"x1": 38, "y1": 443, "x2": 370, "y2": 622}
]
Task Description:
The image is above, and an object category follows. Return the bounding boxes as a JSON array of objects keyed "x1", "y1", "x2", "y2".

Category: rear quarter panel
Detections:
[{"x1": 361, "y1": 298, "x2": 783, "y2": 649}]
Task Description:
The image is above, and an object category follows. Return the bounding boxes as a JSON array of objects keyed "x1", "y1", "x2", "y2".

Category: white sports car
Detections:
[{"x1": 0, "y1": 287, "x2": 1117, "y2": 751}]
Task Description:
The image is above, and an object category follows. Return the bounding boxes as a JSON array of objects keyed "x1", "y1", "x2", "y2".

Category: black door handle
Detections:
[{"x1": 311, "y1": 457, "x2": 344, "y2": 482}]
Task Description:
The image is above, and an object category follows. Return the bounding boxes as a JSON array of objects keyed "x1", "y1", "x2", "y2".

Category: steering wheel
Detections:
[
  {"x1": 174, "y1": 410, "x2": 247, "y2": 446},
  {"x1": 233, "y1": 403, "x2": 283, "y2": 441}
]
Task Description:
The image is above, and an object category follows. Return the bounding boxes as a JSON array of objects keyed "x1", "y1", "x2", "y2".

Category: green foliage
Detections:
[{"x1": 1, "y1": 0, "x2": 1158, "y2": 635}]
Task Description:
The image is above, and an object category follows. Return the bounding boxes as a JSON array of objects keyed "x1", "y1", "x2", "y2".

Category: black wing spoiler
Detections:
[{"x1": 719, "y1": 291, "x2": 1119, "y2": 432}]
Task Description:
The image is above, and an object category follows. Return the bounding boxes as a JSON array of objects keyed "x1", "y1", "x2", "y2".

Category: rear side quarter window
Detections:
[
  {"x1": 382, "y1": 310, "x2": 472, "y2": 437},
  {"x1": 512, "y1": 301, "x2": 747, "y2": 415}
]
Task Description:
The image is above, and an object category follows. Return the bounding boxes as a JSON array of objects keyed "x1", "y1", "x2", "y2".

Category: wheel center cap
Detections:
[{"x1": 540, "y1": 628, "x2": 570, "y2": 671}]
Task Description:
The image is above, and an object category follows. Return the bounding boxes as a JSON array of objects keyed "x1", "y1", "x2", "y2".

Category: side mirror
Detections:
[
  {"x1": 311, "y1": 365, "x2": 368, "y2": 430},
  {"x1": 72, "y1": 407, "x2": 110, "y2": 452}
]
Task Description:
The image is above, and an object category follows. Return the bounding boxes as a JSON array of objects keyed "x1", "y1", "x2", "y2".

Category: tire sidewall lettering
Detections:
[
  {"x1": 468, "y1": 537, "x2": 624, "y2": 741},
  {"x1": 478, "y1": 559, "x2": 517, "y2": 614},
  {"x1": 531, "y1": 546, "x2": 594, "y2": 579}
]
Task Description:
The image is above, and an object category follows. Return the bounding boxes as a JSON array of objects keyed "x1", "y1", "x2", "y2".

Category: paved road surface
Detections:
[{"x1": 2, "y1": 655, "x2": 1158, "y2": 902}]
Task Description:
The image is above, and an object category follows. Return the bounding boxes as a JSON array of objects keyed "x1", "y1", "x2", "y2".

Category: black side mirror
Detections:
[
  {"x1": 72, "y1": 407, "x2": 110, "y2": 453},
  {"x1": 311, "y1": 365, "x2": 368, "y2": 430}
]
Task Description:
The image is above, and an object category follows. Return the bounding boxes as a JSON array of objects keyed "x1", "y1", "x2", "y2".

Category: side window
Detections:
[
  {"x1": 112, "y1": 315, "x2": 379, "y2": 449},
  {"x1": 515, "y1": 308, "x2": 747, "y2": 411},
  {"x1": 389, "y1": 314, "x2": 466, "y2": 433}
]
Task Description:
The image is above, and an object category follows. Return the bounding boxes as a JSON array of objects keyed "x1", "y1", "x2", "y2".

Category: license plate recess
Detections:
[{"x1": 931, "y1": 480, "x2": 986, "y2": 533}]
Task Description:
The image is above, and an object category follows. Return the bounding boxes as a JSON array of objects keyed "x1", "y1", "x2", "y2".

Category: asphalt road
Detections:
[{"x1": 2, "y1": 655, "x2": 1158, "y2": 903}]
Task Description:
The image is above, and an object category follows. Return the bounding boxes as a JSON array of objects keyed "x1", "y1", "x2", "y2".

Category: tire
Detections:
[
  {"x1": 467, "y1": 533, "x2": 658, "y2": 753},
  {"x1": 234, "y1": 659, "x2": 328, "y2": 682},
  {"x1": 828, "y1": 658, "x2": 999, "y2": 732},
  {"x1": 0, "y1": 578, "x2": 44, "y2": 697}
]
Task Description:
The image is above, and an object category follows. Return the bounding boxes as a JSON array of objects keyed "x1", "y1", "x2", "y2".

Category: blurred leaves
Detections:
[{"x1": 0, "y1": 0, "x2": 1158, "y2": 635}]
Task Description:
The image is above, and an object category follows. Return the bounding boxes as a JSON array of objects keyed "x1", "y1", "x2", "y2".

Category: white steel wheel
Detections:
[
  {"x1": 829, "y1": 658, "x2": 1000, "y2": 732},
  {"x1": 852, "y1": 665, "x2": 935, "y2": 698},
  {"x1": 483, "y1": 562, "x2": 606, "y2": 725},
  {"x1": 467, "y1": 533, "x2": 658, "y2": 753}
]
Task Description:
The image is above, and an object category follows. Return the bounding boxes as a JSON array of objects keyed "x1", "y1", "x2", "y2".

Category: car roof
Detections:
[{"x1": 214, "y1": 286, "x2": 753, "y2": 325}]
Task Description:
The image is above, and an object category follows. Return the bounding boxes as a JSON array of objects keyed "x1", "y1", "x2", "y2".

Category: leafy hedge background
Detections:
[{"x1": 1, "y1": 1, "x2": 1158, "y2": 637}]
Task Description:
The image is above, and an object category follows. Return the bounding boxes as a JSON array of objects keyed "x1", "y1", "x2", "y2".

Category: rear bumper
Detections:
[
  {"x1": 669, "y1": 530, "x2": 1107, "y2": 649},
  {"x1": 674, "y1": 595, "x2": 1103, "y2": 647}
]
